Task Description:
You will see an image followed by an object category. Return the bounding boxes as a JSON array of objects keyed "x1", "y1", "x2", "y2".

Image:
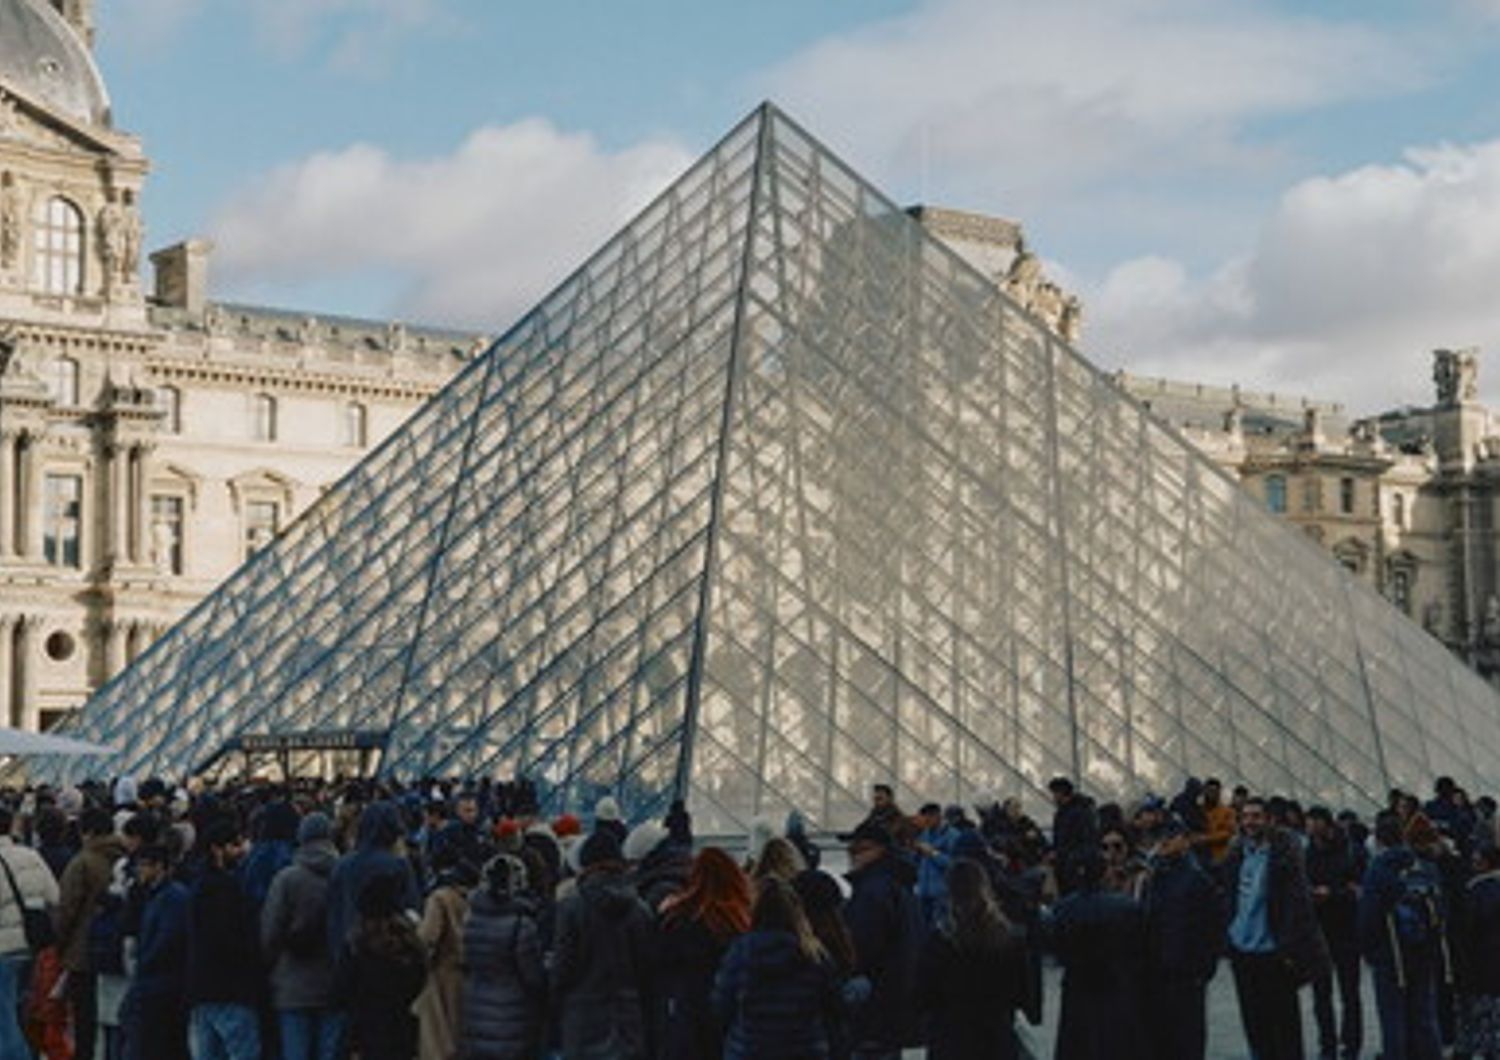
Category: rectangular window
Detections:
[
  {"x1": 244, "y1": 500, "x2": 279, "y2": 560},
  {"x1": 1302, "y1": 476, "x2": 1322, "y2": 513},
  {"x1": 1265, "y1": 475, "x2": 1287, "y2": 514},
  {"x1": 1340, "y1": 477, "x2": 1355, "y2": 515},
  {"x1": 157, "y1": 386, "x2": 181, "y2": 434},
  {"x1": 1393, "y1": 493, "x2": 1406, "y2": 530},
  {"x1": 253, "y1": 395, "x2": 277, "y2": 442},
  {"x1": 1391, "y1": 569, "x2": 1412, "y2": 614},
  {"x1": 150, "y1": 495, "x2": 185, "y2": 575},
  {"x1": 43, "y1": 474, "x2": 82, "y2": 568}
]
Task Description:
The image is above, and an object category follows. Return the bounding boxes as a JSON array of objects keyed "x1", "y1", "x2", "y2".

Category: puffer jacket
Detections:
[
  {"x1": 261, "y1": 838, "x2": 339, "y2": 1010},
  {"x1": 55, "y1": 832, "x2": 125, "y2": 971},
  {"x1": 0, "y1": 837, "x2": 59, "y2": 957},
  {"x1": 551, "y1": 865, "x2": 655, "y2": 1059},
  {"x1": 460, "y1": 891, "x2": 546, "y2": 1060},
  {"x1": 712, "y1": 928, "x2": 840, "y2": 1060}
]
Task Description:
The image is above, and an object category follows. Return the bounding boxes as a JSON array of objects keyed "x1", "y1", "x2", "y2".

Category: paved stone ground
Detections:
[{"x1": 899, "y1": 963, "x2": 1381, "y2": 1059}]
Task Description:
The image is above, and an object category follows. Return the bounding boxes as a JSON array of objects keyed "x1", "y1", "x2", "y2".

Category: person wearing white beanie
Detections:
[{"x1": 622, "y1": 821, "x2": 669, "y2": 864}]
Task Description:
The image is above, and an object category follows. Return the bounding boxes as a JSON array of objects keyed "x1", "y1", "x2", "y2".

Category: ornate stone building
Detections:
[
  {"x1": 1119, "y1": 349, "x2": 1500, "y2": 680},
  {"x1": 1, "y1": 0, "x2": 479, "y2": 730}
]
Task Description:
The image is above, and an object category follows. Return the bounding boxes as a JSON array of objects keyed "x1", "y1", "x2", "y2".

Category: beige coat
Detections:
[{"x1": 413, "y1": 883, "x2": 468, "y2": 1060}]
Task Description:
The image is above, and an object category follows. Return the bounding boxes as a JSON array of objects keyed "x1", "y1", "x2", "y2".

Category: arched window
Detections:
[
  {"x1": 157, "y1": 385, "x2": 181, "y2": 434},
  {"x1": 50, "y1": 357, "x2": 79, "y2": 406},
  {"x1": 1264, "y1": 474, "x2": 1287, "y2": 514},
  {"x1": 344, "y1": 402, "x2": 367, "y2": 448},
  {"x1": 252, "y1": 393, "x2": 277, "y2": 442},
  {"x1": 32, "y1": 196, "x2": 85, "y2": 295}
]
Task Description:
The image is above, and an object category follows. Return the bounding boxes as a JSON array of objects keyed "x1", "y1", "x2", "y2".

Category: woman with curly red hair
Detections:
[{"x1": 654, "y1": 847, "x2": 752, "y2": 1059}]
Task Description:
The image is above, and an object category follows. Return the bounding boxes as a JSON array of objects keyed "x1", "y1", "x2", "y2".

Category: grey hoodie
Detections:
[{"x1": 261, "y1": 838, "x2": 340, "y2": 1010}]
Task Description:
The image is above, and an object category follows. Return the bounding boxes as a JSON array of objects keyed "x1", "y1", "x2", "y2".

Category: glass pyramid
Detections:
[{"x1": 45, "y1": 105, "x2": 1500, "y2": 831}]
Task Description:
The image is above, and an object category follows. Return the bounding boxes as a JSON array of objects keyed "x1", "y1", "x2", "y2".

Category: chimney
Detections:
[{"x1": 150, "y1": 240, "x2": 213, "y2": 316}]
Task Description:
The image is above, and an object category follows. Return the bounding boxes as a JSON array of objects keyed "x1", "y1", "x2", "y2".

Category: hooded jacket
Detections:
[
  {"x1": 125, "y1": 876, "x2": 190, "y2": 1001},
  {"x1": 261, "y1": 838, "x2": 340, "y2": 1009},
  {"x1": 551, "y1": 864, "x2": 655, "y2": 1059},
  {"x1": 325, "y1": 801, "x2": 420, "y2": 958}
]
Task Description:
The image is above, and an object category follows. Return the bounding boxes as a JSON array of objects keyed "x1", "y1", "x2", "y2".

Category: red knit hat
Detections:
[{"x1": 552, "y1": 813, "x2": 583, "y2": 838}]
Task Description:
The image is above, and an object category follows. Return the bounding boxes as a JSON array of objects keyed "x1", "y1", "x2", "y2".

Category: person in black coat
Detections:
[
  {"x1": 1140, "y1": 818, "x2": 1223, "y2": 1060},
  {"x1": 712, "y1": 877, "x2": 843, "y2": 1060},
  {"x1": 1306, "y1": 806, "x2": 1363, "y2": 1060},
  {"x1": 184, "y1": 818, "x2": 263, "y2": 1060},
  {"x1": 914, "y1": 859, "x2": 1027, "y2": 1060},
  {"x1": 342, "y1": 873, "x2": 427, "y2": 1060},
  {"x1": 655, "y1": 847, "x2": 752, "y2": 1060},
  {"x1": 121, "y1": 845, "x2": 190, "y2": 1060},
  {"x1": 1457, "y1": 843, "x2": 1500, "y2": 1057},
  {"x1": 460, "y1": 853, "x2": 547, "y2": 1060},
  {"x1": 843, "y1": 821, "x2": 924, "y2": 1056},
  {"x1": 1049, "y1": 779, "x2": 1098, "y2": 892},
  {"x1": 1047, "y1": 849, "x2": 1147, "y2": 1060},
  {"x1": 551, "y1": 830, "x2": 656, "y2": 1059}
]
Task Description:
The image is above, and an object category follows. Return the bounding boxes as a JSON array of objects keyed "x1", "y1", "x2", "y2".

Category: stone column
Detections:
[
  {"x1": 0, "y1": 614, "x2": 15, "y2": 728},
  {"x1": 108, "y1": 440, "x2": 129, "y2": 568},
  {"x1": 130, "y1": 443, "x2": 153, "y2": 567},
  {"x1": 18, "y1": 432, "x2": 42, "y2": 559},
  {"x1": 105, "y1": 617, "x2": 128, "y2": 679},
  {"x1": 14, "y1": 615, "x2": 39, "y2": 731},
  {"x1": 0, "y1": 430, "x2": 15, "y2": 559}
]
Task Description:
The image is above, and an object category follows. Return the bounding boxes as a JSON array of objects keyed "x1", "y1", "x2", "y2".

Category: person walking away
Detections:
[
  {"x1": 120, "y1": 844, "x2": 189, "y2": 1060},
  {"x1": 1306, "y1": 806, "x2": 1363, "y2": 1060},
  {"x1": 414, "y1": 844, "x2": 473, "y2": 1060},
  {"x1": 0, "y1": 802, "x2": 59, "y2": 1057},
  {"x1": 793, "y1": 869, "x2": 862, "y2": 1060},
  {"x1": 342, "y1": 874, "x2": 428, "y2": 1060},
  {"x1": 1456, "y1": 842, "x2": 1500, "y2": 1059},
  {"x1": 260, "y1": 812, "x2": 344, "y2": 1060},
  {"x1": 325, "y1": 800, "x2": 421, "y2": 965},
  {"x1": 1047, "y1": 778, "x2": 1098, "y2": 896},
  {"x1": 459, "y1": 854, "x2": 547, "y2": 1060},
  {"x1": 550, "y1": 830, "x2": 655, "y2": 1059},
  {"x1": 55, "y1": 806, "x2": 125, "y2": 1060},
  {"x1": 914, "y1": 859, "x2": 1027, "y2": 1060},
  {"x1": 655, "y1": 847, "x2": 752, "y2": 1060},
  {"x1": 843, "y1": 821, "x2": 925, "y2": 1059},
  {"x1": 712, "y1": 877, "x2": 843, "y2": 1060},
  {"x1": 1359, "y1": 810, "x2": 1447, "y2": 1060},
  {"x1": 1140, "y1": 817, "x2": 1222, "y2": 1060},
  {"x1": 1224, "y1": 795, "x2": 1329, "y2": 1060},
  {"x1": 185, "y1": 818, "x2": 262, "y2": 1060},
  {"x1": 1047, "y1": 849, "x2": 1146, "y2": 1059}
]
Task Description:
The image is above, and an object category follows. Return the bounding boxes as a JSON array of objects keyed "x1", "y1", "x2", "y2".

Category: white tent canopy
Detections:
[{"x1": 0, "y1": 726, "x2": 116, "y2": 757}]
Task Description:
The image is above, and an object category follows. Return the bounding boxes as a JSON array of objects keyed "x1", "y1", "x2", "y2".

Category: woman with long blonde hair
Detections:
[{"x1": 712, "y1": 878, "x2": 840, "y2": 1059}]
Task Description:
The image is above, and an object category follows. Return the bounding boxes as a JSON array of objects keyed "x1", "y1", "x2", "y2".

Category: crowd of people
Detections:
[{"x1": 0, "y1": 771, "x2": 1496, "y2": 1059}]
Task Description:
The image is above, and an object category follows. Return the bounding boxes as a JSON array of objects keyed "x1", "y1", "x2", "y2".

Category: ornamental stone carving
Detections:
[{"x1": 1434, "y1": 347, "x2": 1479, "y2": 407}]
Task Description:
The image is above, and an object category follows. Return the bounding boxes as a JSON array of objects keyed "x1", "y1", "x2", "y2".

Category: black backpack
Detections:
[{"x1": 1389, "y1": 857, "x2": 1444, "y2": 950}]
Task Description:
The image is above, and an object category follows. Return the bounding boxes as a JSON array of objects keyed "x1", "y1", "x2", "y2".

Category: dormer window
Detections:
[{"x1": 32, "y1": 196, "x2": 84, "y2": 295}]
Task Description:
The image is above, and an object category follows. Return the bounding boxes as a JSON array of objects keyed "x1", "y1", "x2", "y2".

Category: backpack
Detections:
[
  {"x1": 1389, "y1": 857, "x2": 1444, "y2": 950},
  {"x1": 283, "y1": 877, "x2": 330, "y2": 958}
]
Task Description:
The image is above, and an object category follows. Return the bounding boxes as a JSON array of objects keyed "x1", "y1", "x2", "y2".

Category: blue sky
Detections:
[{"x1": 91, "y1": 0, "x2": 1500, "y2": 411}]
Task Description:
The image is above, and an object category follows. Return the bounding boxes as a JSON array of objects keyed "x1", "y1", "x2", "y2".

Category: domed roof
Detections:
[{"x1": 0, "y1": 0, "x2": 110, "y2": 128}]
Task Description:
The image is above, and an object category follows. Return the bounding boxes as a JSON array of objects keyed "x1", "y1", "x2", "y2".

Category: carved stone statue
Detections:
[
  {"x1": 0, "y1": 174, "x2": 19, "y2": 270},
  {"x1": 151, "y1": 518, "x2": 175, "y2": 574},
  {"x1": 1003, "y1": 239, "x2": 1042, "y2": 309},
  {"x1": 1058, "y1": 295, "x2": 1083, "y2": 343},
  {"x1": 1032, "y1": 282, "x2": 1064, "y2": 331},
  {"x1": 1434, "y1": 347, "x2": 1479, "y2": 407},
  {"x1": 120, "y1": 209, "x2": 143, "y2": 280},
  {"x1": 1223, "y1": 404, "x2": 1244, "y2": 435},
  {"x1": 97, "y1": 200, "x2": 124, "y2": 284}
]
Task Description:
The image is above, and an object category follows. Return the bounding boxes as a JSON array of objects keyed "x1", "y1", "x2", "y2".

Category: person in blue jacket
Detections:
[{"x1": 121, "y1": 844, "x2": 191, "y2": 1060}]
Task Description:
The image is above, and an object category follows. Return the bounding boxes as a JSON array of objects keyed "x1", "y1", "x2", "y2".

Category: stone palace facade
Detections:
[{"x1": 0, "y1": 0, "x2": 480, "y2": 731}]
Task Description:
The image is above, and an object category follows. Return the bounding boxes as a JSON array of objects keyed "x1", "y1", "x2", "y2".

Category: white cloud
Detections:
[
  {"x1": 1086, "y1": 138, "x2": 1500, "y2": 411},
  {"x1": 209, "y1": 119, "x2": 693, "y2": 329},
  {"x1": 762, "y1": 0, "x2": 1424, "y2": 208}
]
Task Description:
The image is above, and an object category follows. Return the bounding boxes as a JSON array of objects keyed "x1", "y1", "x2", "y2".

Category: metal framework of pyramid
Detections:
[{"x1": 47, "y1": 105, "x2": 1500, "y2": 830}]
